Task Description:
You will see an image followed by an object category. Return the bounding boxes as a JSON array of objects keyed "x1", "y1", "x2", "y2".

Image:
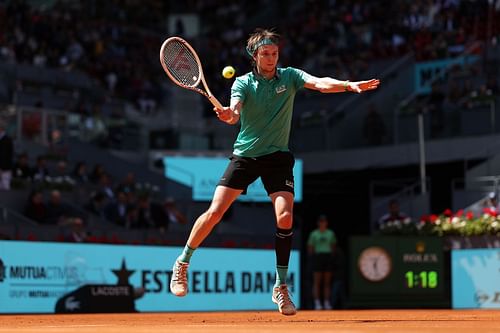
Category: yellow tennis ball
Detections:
[{"x1": 222, "y1": 66, "x2": 235, "y2": 79}]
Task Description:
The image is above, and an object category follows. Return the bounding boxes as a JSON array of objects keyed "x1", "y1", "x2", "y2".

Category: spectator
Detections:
[
  {"x1": 24, "y1": 190, "x2": 46, "y2": 223},
  {"x1": 135, "y1": 195, "x2": 157, "y2": 229},
  {"x1": 125, "y1": 205, "x2": 139, "y2": 229},
  {"x1": 307, "y1": 214, "x2": 337, "y2": 310},
  {"x1": 32, "y1": 155, "x2": 49, "y2": 182},
  {"x1": 64, "y1": 219, "x2": 89, "y2": 243},
  {"x1": 81, "y1": 107, "x2": 107, "y2": 144},
  {"x1": 12, "y1": 153, "x2": 32, "y2": 180},
  {"x1": 104, "y1": 191, "x2": 129, "y2": 227},
  {"x1": 106, "y1": 110, "x2": 126, "y2": 149},
  {"x1": 89, "y1": 164, "x2": 106, "y2": 184},
  {"x1": 84, "y1": 192, "x2": 108, "y2": 220},
  {"x1": 97, "y1": 173, "x2": 115, "y2": 201},
  {"x1": 378, "y1": 199, "x2": 409, "y2": 228},
  {"x1": 72, "y1": 161, "x2": 89, "y2": 184},
  {"x1": 105, "y1": 71, "x2": 118, "y2": 94},
  {"x1": 362, "y1": 104, "x2": 387, "y2": 146},
  {"x1": 116, "y1": 172, "x2": 137, "y2": 194},
  {"x1": 45, "y1": 190, "x2": 77, "y2": 225},
  {"x1": 54, "y1": 160, "x2": 70, "y2": 178},
  {"x1": 137, "y1": 92, "x2": 157, "y2": 115},
  {"x1": 158, "y1": 197, "x2": 187, "y2": 229},
  {"x1": 0, "y1": 119, "x2": 14, "y2": 190}
]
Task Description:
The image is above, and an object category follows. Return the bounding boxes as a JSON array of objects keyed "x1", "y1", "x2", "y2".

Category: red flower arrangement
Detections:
[{"x1": 379, "y1": 208, "x2": 500, "y2": 236}]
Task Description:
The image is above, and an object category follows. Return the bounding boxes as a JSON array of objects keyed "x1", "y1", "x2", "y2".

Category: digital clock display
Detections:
[
  {"x1": 405, "y1": 270, "x2": 438, "y2": 288},
  {"x1": 350, "y1": 237, "x2": 448, "y2": 307}
]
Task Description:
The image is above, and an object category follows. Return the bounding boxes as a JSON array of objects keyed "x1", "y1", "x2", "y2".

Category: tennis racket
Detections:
[{"x1": 159, "y1": 36, "x2": 223, "y2": 110}]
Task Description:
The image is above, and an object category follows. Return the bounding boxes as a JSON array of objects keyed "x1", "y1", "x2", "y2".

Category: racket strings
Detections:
[{"x1": 162, "y1": 41, "x2": 200, "y2": 88}]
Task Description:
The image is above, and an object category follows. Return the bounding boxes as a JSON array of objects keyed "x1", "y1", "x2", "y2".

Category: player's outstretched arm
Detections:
[{"x1": 304, "y1": 76, "x2": 380, "y2": 94}]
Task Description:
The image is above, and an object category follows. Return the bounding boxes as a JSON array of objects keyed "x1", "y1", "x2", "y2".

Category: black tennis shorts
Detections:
[{"x1": 218, "y1": 150, "x2": 295, "y2": 196}]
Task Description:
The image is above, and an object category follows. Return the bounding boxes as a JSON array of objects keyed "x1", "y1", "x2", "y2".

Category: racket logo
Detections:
[
  {"x1": 160, "y1": 36, "x2": 223, "y2": 109},
  {"x1": 171, "y1": 48, "x2": 191, "y2": 71}
]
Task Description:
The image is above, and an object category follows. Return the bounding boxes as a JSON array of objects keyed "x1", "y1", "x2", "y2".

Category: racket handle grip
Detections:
[{"x1": 208, "y1": 95, "x2": 224, "y2": 110}]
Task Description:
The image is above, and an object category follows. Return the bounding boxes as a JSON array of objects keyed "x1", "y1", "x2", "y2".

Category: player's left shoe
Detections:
[
  {"x1": 272, "y1": 284, "x2": 297, "y2": 316},
  {"x1": 170, "y1": 260, "x2": 189, "y2": 297}
]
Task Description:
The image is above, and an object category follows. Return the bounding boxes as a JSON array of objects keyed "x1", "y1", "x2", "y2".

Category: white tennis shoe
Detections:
[
  {"x1": 170, "y1": 260, "x2": 189, "y2": 297},
  {"x1": 272, "y1": 284, "x2": 297, "y2": 315}
]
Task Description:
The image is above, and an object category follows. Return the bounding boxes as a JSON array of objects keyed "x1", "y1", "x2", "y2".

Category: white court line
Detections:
[
  {"x1": 46, "y1": 325, "x2": 108, "y2": 328},
  {"x1": 12, "y1": 324, "x2": 109, "y2": 328}
]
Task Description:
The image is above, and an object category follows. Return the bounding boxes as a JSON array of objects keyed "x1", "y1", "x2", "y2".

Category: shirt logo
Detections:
[
  {"x1": 285, "y1": 180, "x2": 294, "y2": 188},
  {"x1": 276, "y1": 85, "x2": 287, "y2": 94}
]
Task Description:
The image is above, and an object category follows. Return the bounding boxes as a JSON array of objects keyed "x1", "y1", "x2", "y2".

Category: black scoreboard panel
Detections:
[{"x1": 349, "y1": 236, "x2": 450, "y2": 308}]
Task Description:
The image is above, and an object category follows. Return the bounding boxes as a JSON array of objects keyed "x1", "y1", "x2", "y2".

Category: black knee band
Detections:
[{"x1": 276, "y1": 227, "x2": 293, "y2": 238}]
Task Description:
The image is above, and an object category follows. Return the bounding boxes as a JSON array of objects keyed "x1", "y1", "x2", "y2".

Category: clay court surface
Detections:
[{"x1": 1, "y1": 310, "x2": 500, "y2": 333}]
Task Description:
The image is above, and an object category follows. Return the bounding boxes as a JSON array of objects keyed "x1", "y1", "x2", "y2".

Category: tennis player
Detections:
[{"x1": 170, "y1": 28, "x2": 380, "y2": 315}]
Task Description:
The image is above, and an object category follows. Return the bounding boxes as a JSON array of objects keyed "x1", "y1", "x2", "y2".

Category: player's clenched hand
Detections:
[
  {"x1": 349, "y1": 79, "x2": 380, "y2": 93},
  {"x1": 214, "y1": 106, "x2": 235, "y2": 123}
]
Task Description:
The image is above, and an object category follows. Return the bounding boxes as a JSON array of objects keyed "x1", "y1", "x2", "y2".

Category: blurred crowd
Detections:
[
  {"x1": 194, "y1": 0, "x2": 499, "y2": 108},
  {"x1": 2, "y1": 0, "x2": 498, "y2": 116},
  {"x1": 0, "y1": 132, "x2": 188, "y2": 243},
  {"x1": 0, "y1": 0, "x2": 165, "y2": 113}
]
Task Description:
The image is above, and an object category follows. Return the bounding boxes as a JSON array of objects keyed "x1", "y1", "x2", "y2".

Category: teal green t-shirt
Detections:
[
  {"x1": 230, "y1": 67, "x2": 311, "y2": 157},
  {"x1": 307, "y1": 229, "x2": 337, "y2": 254}
]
